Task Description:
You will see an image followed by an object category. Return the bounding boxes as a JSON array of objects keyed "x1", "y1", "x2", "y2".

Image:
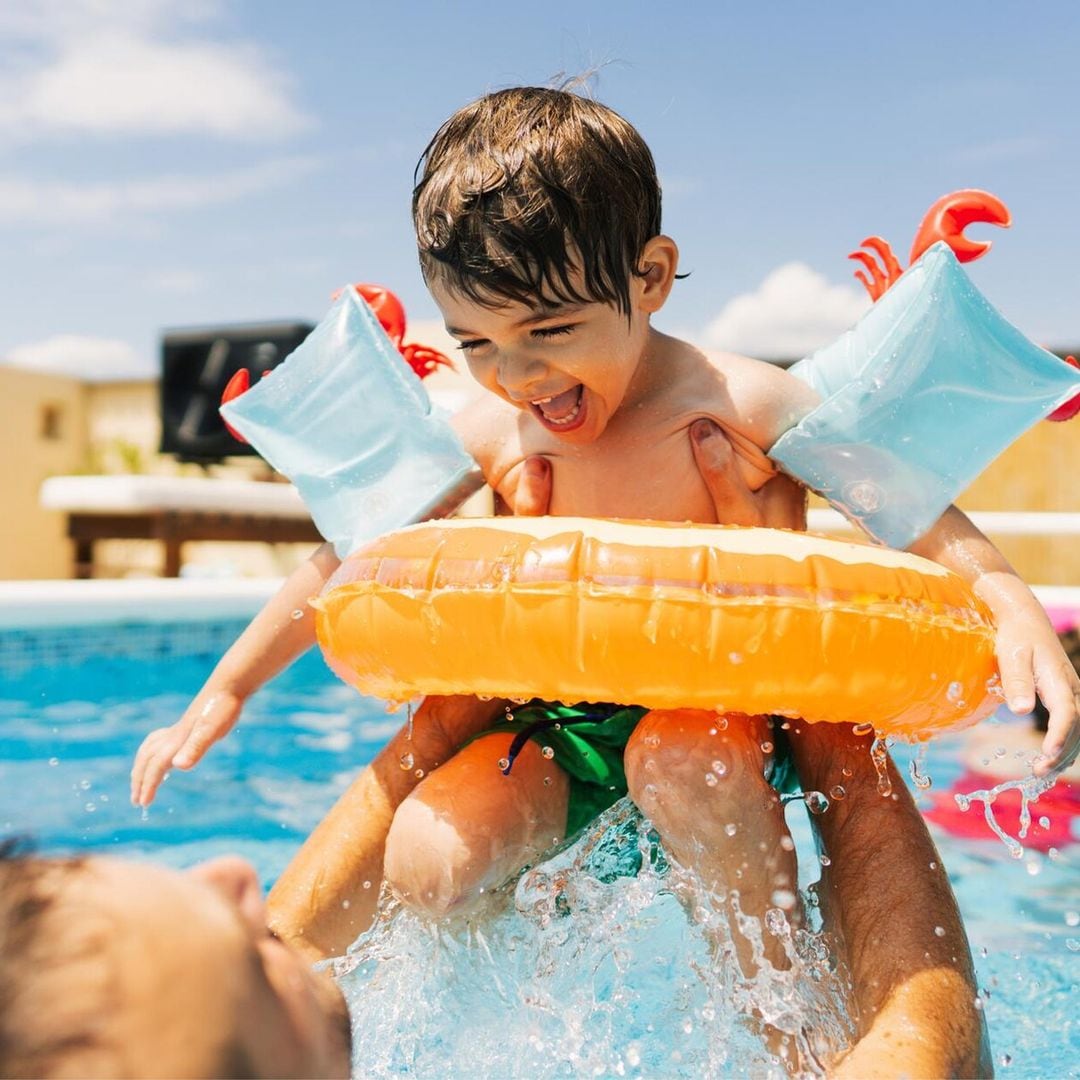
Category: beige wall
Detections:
[
  {"x1": 0, "y1": 366, "x2": 90, "y2": 578},
  {"x1": 957, "y1": 416, "x2": 1080, "y2": 584}
]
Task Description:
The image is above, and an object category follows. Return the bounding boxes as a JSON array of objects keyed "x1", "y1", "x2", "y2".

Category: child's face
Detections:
[{"x1": 431, "y1": 277, "x2": 652, "y2": 444}]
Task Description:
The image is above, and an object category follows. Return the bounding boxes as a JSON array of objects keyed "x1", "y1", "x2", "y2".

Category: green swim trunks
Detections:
[{"x1": 473, "y1": 701, "x2": 798, "y2": 838}]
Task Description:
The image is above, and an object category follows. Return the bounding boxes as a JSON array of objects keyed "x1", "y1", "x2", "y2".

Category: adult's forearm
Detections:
[{"x1": 789, "y1": 722, "x2": 991, "y2": 1078}]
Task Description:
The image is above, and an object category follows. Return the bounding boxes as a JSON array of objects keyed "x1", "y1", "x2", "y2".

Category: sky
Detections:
[{"x1": 2, "y1": 0, "x2": 1078, "y2": 381}]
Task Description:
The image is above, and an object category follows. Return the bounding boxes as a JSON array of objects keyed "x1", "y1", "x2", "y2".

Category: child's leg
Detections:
[
  {"x1": 624, "y1": 709, "x2": 798, "y2": 977},
  {"x1": 267, "y1": 695, "x2": 511, "y2": 961},
  {"x1": 383, "y1": 732, "x2": 570, "y2": 918}
]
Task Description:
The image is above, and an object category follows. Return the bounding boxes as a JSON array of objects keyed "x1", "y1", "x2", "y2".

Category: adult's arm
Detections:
[{"x1": 690, "y1": 418, "x2": 990, "y2": 1078}]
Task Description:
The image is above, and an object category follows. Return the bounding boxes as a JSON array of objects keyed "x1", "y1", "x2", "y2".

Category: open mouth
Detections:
[{"x1": 530, "y1": 385, "x2": 586, "y2": 432}]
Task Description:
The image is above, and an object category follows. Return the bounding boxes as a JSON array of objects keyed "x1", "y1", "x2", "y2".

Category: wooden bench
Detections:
[{"x1": 40, "y1": 476, "x2": 321, "y2": 578}]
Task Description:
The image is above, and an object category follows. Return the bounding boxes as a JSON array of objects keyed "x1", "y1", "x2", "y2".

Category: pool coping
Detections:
[
  {"x1": 1, "y1": 578, "x2": 1077, "y2": 630},
  {"x1": 0, "y1": 578, "x2": 284, "y2": 628}
]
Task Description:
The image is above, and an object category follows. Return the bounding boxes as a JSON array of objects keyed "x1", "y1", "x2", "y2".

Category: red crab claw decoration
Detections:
[
  {"x1": 909, "y1": 189, "x2": 1012, "y2": 266},
  {"x1": 221, "y1": 282, "x2": 455, "y2": 444},
  {"x1": 348, "y1": 282, "x2": 454, "y2": 381},
  {"x1": 220, "y1": 367, "x2": 272, "y2": 444},
  {"x1": 1048, "y1": 356, "x2": 1080, "y2": 422},
  {"x1": 848, "y1": 189, "x2": 1012, "y2": 302}
]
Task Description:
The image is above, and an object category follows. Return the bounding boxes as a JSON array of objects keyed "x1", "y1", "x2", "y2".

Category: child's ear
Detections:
[{"x1": 636, "y1": 236, "x2": 679, "y2": 313}]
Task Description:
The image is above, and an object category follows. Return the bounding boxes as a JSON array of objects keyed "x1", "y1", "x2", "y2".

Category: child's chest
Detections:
[{"x1": 496, "y1": 410, "x2": 720, "y2": 523}]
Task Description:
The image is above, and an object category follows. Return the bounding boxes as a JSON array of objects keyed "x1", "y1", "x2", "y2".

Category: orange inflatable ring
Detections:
[{"x1": 315, "y1": 517, "x2": 999, "y2": 738}]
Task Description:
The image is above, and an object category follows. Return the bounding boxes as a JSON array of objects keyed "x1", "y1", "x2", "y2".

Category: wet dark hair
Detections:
[{"x1": 413, "y1": 86, "x2": 663, "y2": 314}]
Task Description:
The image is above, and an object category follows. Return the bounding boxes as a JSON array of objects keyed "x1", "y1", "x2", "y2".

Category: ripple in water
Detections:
[{"x1": 333, "y1": 800, "x2": 855, "y2": 1078}]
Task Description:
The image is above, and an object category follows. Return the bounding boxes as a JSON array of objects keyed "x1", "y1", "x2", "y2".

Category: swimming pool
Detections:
[{"x1": 1, "y1": 603, "x2": 1076, "y2": 1077}]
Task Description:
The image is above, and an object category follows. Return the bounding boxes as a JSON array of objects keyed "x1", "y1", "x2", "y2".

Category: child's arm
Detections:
[
  {"x1": 130, "y1": 541, "x2": 341, "y2": 807},
  {"x1": 909, "y1": 506, "x2": 1080, "y2": 776}
]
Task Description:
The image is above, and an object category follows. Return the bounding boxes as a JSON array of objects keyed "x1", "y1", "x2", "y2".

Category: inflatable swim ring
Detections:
[{"x1": 315, "y1": 517, "x2": 999, "y2": 739}]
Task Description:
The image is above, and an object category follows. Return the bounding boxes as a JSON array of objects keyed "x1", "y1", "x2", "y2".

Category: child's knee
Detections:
[
  {"x1": 383, "y1": 795, "x2": 475, "y2": 918},
  {"x1": 626, "y1": 710, "x2": 777, "y2": 821}
]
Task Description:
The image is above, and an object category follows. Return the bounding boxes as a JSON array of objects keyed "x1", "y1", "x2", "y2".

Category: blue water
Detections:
[{"x1": 1, "y1": 630, "x2": 1076, "y2": 1077}]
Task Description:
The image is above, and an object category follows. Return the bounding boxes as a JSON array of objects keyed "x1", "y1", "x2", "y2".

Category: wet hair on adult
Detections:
[
  {"x1": 0, "y1": 840, "x2": 102, "y2": 1078},
  {"x1": 413, "y1": 86, "x2": 663, "y2": 314}
]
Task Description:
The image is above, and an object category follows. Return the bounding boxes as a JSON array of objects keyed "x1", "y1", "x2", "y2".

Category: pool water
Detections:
[{"x1": 1, "y1": 628, "x2": 1076, "y2": 1077}]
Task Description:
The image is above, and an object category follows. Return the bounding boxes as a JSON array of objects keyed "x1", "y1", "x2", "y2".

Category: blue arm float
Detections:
[
  {"x1": 220, "y1": 287, "x2": 482, "y2": 558},
  {"x1": 770, "y1": 243, "x2": 1080, "y2": 549}
]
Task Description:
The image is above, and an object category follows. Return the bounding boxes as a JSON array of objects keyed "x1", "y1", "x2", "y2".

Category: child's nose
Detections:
[{"x1": 496, "y1": 352, "x2": 548, "y2": 399}]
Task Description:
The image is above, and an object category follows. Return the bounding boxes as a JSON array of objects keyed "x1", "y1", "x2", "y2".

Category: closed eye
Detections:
[
  {"x1": 531, "y1": 324, "x2": 577, "y2": 340},
  {"x1": 455, "y1": 338, "x2": 488, "y2": 352}
]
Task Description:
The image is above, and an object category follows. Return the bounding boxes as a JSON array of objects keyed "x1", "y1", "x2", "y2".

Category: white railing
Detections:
[{"x1": 807, "y1": 508, "x2": 1080, "y2": 536}]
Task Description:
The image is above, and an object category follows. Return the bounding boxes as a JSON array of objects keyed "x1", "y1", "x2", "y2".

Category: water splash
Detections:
[
  {"x1": 952, "y1": 767, "x2": 1063, "y2": 860},
  {"x1": 869, "y1": 737, "x2": 892, "y2": 797},
  {"x1": 334, "y1": 800, "x2": 854, "y2": 1078},
  {"x1": 908, "y1": 743, "x2": 932, "y2": 791}
]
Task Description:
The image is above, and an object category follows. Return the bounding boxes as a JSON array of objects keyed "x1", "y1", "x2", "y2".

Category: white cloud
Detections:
[
  {"x1": 0, "y1": 2, "x2": 309, "y2": 142},
  {"x1": 703, "y1": 262, "x2": 869, "y2": 358},
  {"x1": 4, "y1": 334, "x2": 153, "y2": 381},
  {"x1": 0, "y1": 155, "x2": 320, "y2": 225}
]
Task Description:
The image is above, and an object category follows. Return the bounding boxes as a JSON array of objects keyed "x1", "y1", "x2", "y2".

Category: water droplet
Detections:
[
  {"x1": 724, "y1": 823, "x2": 738, "y2": 837},
  {"x1": 714, "y1": 716, "x2": 729, "y2": 731},
  {"x1": 707, "y1": 727, "x2": 717, "y2": 736},
  {"x1": 1000, "y1": 1053, "x2": 1013, "y2": 1067},
  {"x1": 760, "y1": 740, "x2": 773, "y2": 753},
  {"x1": 362, "y1": 880, "x2": 372, "y2": 889},
  {"x1": 48, "y1": 757, "x2": 59, "y2": 767},
  {"x1": 497, "y1": 757, "x2": 510, "y2": 771},
  {"x1": 929, "y1": 861, "x2": 937, "y2": 870},
  {"x1": 829, "y1": 785, "x2": 846, "y2": 801},
  {"x1": 704, "y1": 772, "x2": 718, "y2": 787},
  {"x1": 955, "y1": 793, "x2": 971, "y2": 812},
  {"x1": 543, "y1": 776, "x2": 552, "y2": 786},
  {"x1": 841, "y1": 766, "x2": 853, "y2": 778},
  {"x1": 979, "y1": 946, "x2": 989, "y2": 957},
  {"x1": 626, "y1": 1046, "x2": 641, "y2": 1068},
  {"x1": 853, "y1": 723, "x2": 874, "y2": 737},
  {"x1": 1066, "y1": 938, "x2": 1080, "y2": 952},
  {"x1": 1065, "y1": 911, "x2": 1079, "y2": 927},
  {"x1": 1025, "y1": 858, "x2": 1041, "y2": 876},
  {"x1": 341, "y1": 899, "x2": 351, "y2": 909},
  {"x1": 552, "y1": 723, "x2": 561, "y2": 731},
  {"x1": 805, "y1": 791, "x2": 830, "y2": 815},
  {"x1": 1049, "y1": 847, "x2": 1061, "y2": 861},
  {"x1": 934, "y1": 926, "x2": 946, "y2": 937},
  {"x1": 682, "y1": 1018, "x2": 693, "y2": 1034},
  {"x1": 398, "y1": 752, "x2": 414, "y2": 770},
  {"x1": 1038, "y1": 815, "x2": 1050, "y2": 829},
  {"x1": 819, "y1": 853, "x2": 831, "y2": 866},
  {"x1": 84, "y1": 802, "x2": 96, "y2": 812},
  {"x1": 870, "y1": 737, "x2": 892, "y2": 797},
  {"x1": 541, "y1": 745, "x2": 555, "y2": 760},
  {"x1": 711, "y1": 760, "x2": 727, "y2": 777},
  {"x1": 79, "y1": 779, "x2": 91, "y2": 791},
  {"x1": 728, "y1": 652, "x2": 743, "y2": 665},
  {"x1": 947, "y1": 680, "x2": 963, "y2": 703},
  {"x1": 414, "y1": 768, "x2": 425, "y2": 779},
  {"x1": 779, "y1": 835, "x2": 795, "y2": 852},
  {"x1": 291, "y1": 608, "x2": 305, "y2": 621},
  {"x1": 994, "y1": 746, "x2": 1007, "y2": 758}
]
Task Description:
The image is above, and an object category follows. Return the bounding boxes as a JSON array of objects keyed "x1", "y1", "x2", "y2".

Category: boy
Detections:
[{"x1": 132, "y1": 86, "x2": 1074, "y2": 1068}]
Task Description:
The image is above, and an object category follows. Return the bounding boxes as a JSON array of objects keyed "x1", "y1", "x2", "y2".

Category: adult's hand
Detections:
[{"x1": 689, "y1": 419, "x2": 806, "y2": 529}]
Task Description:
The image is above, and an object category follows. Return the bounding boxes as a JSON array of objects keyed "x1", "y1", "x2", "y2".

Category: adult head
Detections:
[{"x1": 0, "y1": 843, "x2": 351, "y2": 1078}]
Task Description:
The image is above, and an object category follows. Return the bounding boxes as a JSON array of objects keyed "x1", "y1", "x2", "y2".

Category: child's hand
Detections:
[
  {"x1": 996, "y1": 616, "x2": 1080, "y2": 777},
  {"x1": 130, "y1": 687, "x2": 244, "y2": 807}
]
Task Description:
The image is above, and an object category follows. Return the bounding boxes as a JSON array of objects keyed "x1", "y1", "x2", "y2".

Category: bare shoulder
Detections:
[
  {"x1": 685, "y1": 342, "x2": 820, "y2": 449},
  {"x1": 451, "y1": 394, "x2": 524, "y2": 486}
]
